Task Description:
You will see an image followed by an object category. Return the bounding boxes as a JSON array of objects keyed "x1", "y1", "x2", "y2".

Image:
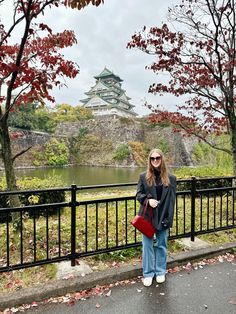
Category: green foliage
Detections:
[
  {"x1": 17, "y1": 176, "x2": 64, "y2": 190},
  {"x1": 158, "y1": 138, "x2": 170, "y2": 153},
  {"x1": 68, "y1": 128, "x2": 88, "y2": 155},
  {"x1": 75, "y1": 105, "x2": 94, "y2": 120},
  {"x1": 173, "y1": 165, "x2": 233, "y2": 179},
  {"x1": 9, "y1": 103, "x2": 39, "y2": 130},
  {"x1": 78, "y1": 127, "x2": 88, "y2": 139},
  {"x1": 0, "y1": 181, "x2": 236, "y2": 290},
  {"x1": 18, "y1": 176, "x2": 66, "y2": 217},
  {"x1": 192, "y1": 142, "x2": 209, "y2": 162},
  {"x1": 9, "y1": 103, "x2": 93, "y2": 134},
  {"x1": 94, "y1": 247, "x2": 142, "y2": 262},
  {"x1": 34, "y1": 108, "x2": 57, "y2": 133},
  {"x1": 113, "y1": 144, "x2": 130, "y2": 161},
  {"x1": 44, "y1": 138, "x2": 69, "y2": 166},
  {"x1": 33, "y1": 138, "x2": 70, "y2": 166},
  {"x1": 0, "y1": 176, "x2": 65, "y2": 221},
  {"x1": 173, "y1": 165, "x2": 234, "y2": 194},
  {"x1": 173, "y1": 135, "x2": 233, "y2": 181},
  {"x1": 168, "y1": 239, "x2": 185, "y2": 253},
  {"x1": 9, "y1": 103, "x2": 57, "y2": 133},
  {"x1": 192, "y1": 135, "x2": 232, "y2": 168},
  {"x1": 52, "y1": 103, "x2": 93, "y2": 123}
]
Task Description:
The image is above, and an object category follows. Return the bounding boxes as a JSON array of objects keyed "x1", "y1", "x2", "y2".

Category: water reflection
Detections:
[{"x1": 15, "y1": 165, "x2": 145, "y2": 186}]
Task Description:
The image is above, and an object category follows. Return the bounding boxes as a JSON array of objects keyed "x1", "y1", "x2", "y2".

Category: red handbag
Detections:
[{"x1": 131, "y1": 203, "x2": 155, "y2": 238}]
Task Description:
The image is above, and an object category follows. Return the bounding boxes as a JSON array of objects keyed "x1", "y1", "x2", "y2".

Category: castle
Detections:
[{"x1": 81, "y1": 67, "x2": 137, "y2": 118}]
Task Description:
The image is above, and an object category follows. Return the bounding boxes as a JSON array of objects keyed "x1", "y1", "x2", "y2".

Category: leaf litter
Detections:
[{"x1": 0, "y1": 253, "x2": 235, "y2": 313}]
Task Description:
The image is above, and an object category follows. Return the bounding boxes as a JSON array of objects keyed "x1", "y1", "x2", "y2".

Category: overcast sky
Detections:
[{"x1": 2, "y1": 0, "x2": 178, "y2": 116}]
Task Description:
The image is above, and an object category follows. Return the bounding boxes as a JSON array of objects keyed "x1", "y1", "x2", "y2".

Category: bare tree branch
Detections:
[
  {"x1": 12, "y1": 146, "x2": 32, "y2": 163},
  {"x1": 178, "y1": 122, "x2": 232, "y2": 154}
]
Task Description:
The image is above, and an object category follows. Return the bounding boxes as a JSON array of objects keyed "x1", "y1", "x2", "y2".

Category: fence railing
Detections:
[{"x1": 0, "y1": 176, "x2": 235, "y2": 272}]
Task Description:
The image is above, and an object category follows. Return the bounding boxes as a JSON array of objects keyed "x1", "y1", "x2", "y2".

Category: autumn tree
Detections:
[
  {"x1": 128, "y1": 0, "x2": 236, "y2": 174},
  {"x1": 9, "y1": 103, "x2": 93, "y2": 132},
  {"x1": 0, "y1": 0, "x2": 103, "y2": 199},
  {"x1": 52, "y1": 103, "x2": 93, "y2": 122}
]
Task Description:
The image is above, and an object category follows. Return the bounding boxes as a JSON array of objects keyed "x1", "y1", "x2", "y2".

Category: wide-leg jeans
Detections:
[{"x1": 142, "y1": 228, "x2": 168, "y2": 278}]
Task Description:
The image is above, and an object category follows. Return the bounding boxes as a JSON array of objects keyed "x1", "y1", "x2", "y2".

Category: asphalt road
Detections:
[{"x1": 24, "y1": 260, "x2": 236, "y2": 314}]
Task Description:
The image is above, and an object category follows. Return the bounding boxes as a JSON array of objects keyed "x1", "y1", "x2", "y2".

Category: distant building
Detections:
[{"x1": 81, "y1": 67, "x2": 137, "y2": 118}]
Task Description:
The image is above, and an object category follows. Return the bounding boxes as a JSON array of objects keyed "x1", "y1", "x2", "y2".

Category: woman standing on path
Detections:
[{"x1": 136, "y1": 148, "x2": 176, "y2": 287}]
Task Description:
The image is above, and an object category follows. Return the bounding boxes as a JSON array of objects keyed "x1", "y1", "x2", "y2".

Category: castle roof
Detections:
[
  {"x1": 81, "y1": 67, "x2": 137, "y2": 117},
  {"x1": 94, "y1": 67, "x2": 123, "y2": 82}
]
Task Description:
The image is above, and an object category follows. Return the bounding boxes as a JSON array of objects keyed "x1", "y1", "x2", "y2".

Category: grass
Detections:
[
  {"x1": 0, "y1": 264, "x2": 56, "y2": 293},
  {"x1": 0, "y1": 187, "x2": 236, "y2": 294}
]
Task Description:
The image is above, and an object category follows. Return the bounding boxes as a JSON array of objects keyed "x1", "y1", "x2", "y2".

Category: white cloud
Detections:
[{"x1": 1, "y1": 0, "x2": 179, "y2": 116}]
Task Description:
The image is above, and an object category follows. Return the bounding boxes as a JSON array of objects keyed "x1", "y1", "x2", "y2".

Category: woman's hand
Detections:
[{"x1": 148, "y1": 198, "x2": 159, "y2": 208}]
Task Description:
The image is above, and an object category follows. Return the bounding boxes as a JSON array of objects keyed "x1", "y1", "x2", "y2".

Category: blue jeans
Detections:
[{"x1": 142, "y1": 229, "x2": 168, "y2": 278}]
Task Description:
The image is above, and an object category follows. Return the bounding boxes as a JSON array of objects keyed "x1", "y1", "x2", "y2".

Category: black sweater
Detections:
[{"x1": 154, "y1": 169, "x2": 163, "y2": 201}]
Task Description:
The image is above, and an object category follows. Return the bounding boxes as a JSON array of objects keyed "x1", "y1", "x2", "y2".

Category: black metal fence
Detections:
[{"x1": 0, "y1": 176, "x2": 235, "y2": 273}]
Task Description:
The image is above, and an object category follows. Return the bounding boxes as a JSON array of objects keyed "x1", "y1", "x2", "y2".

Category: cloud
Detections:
[{"x1": 2, "y1": 0, "x2": 178, "y2": 115}]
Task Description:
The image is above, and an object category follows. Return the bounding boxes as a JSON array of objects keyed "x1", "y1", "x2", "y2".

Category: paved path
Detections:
[{"x1": 25, "y1": 260, "x2": 236, "y2": 314}]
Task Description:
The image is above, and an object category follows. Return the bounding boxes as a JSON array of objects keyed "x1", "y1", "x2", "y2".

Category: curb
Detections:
[{"x1": 0, "y1": 241, "x2": 235, "y2": 311}]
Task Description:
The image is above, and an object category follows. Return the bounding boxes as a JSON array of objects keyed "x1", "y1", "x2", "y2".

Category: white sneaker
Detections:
[
  {"x1": 156, "y1": 275, "x2": 165, "y2": 284},
  {"x1": 143, "y1": 277, "x2": 153, "y2": 287}
]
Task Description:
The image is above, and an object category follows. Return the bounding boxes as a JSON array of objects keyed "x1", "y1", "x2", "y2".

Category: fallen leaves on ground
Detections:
[
  {"x1": 229, "y1": 298, "x2": 236, "y2": 305},
  {"x1": 167, "y1": 252, "x2": 235, "y2": 275},
  {"x1": 0, "y1": 277, "x2": 143, "y2": 313},
  {"x1": 0, "y1": 253, "x2": 235, "y2": 314}
]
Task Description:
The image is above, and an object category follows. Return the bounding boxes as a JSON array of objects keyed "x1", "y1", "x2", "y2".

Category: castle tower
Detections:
[{"x1": 81, "y1": 67, "x2": 137, "y2": 118}]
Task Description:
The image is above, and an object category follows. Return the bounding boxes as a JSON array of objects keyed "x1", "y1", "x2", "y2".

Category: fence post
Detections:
[
  {"x1": 190, "y1": 176, "x2": 196, "y2": 242},
  {"x1": 70, "y1": 184, "x2": 77, "y2": 266}
]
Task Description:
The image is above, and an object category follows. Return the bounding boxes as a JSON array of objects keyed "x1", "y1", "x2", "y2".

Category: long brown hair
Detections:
[{"x1": 146, "y1": 148, "x2": 170, "y2": 186}]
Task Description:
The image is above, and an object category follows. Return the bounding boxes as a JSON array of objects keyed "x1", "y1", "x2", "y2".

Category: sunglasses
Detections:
[{"x1": 150, "y1": 156, "x2": 161, "y2": 161}]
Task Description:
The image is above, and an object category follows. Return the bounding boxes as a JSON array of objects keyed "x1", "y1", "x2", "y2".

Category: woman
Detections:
[{"x1": 136, "y1": 148, "x2": 176, "y2": 287}]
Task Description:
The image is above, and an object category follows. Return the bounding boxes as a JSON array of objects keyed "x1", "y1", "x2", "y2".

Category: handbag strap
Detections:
[{"x1": 143, "y1": 200, "x2": 154, "y2": 226}]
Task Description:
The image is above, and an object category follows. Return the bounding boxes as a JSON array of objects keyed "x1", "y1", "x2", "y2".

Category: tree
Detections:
[
  {"x1": 9, "y1": 102, "x2": 39, "y2": 130},
  {"x1": 66, "y1": 0, "x2": 103, "y2": 9},
  {"x1": 52, "y1": 103, "x2": 93, "y2": 122},
  {"x1": 9, "y1": 103, "x2": 58, "y2": 132},
  {"x1": 127, "y1": 0, "x2": 236, "y2": 174},
  {"x1": 0, "y1": 0, "x2": 104, "y2": 198}
]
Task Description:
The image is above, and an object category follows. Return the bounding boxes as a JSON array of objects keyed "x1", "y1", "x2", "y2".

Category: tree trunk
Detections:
[
  {"x1": 230, "y1": 123, "x2": 236, "y2": 179},
  {"x1": 0, "y1": 120, "x2": 21, "y2": 223}
]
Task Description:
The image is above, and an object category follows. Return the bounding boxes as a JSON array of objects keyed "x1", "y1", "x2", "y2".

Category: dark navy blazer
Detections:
[{"x1": 136, "y1": 171, "x2": 176, "y2": 231}]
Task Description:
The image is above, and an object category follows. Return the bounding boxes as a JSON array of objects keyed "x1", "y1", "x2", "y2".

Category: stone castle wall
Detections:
[
  {"x1": 54, "y1": 116, "x2": 144, "y2": 143},
  {"x1": 1, "y1": 116, "x2": 196, "y2": 168},
  {"x1": 0, "y1": 130, "x2": 51, "y2": 169},
  {"x1": 55, "y1": 116, "x2": 195, "y2": 166}
]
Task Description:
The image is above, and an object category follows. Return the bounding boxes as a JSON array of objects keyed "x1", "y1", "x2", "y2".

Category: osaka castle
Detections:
[{"x1": 81, "y1": 67, "x2": 137, "y2": 118}]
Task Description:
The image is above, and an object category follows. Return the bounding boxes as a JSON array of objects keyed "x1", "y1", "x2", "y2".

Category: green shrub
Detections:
[
  {"x1": 173, "y1": 166, "x2": 234, "y2": 194},
  {"x1": 158, "y1": 138, "x2": 170, "y2": 154},
  {"x1": 78, "y1": 127, "x2": 88, "y2": 139},
  {"x1": 45, "y1": 138, "x2": 69, "y2": 166},
  {"x1": 113, "y1": 144, "x2": 130, "y2": 161},
  {"x1": 192, "y1": 135, "x2": 232, "y2": 168},
  {"x1": 18, "y1": 176, "x2": 65, "y2": 217},
  {"x1": 33, "y1": 138, "x2": 70, "y2": 166},
  {"x1": 0, "y1": 176, "x2": 65, "y2": 221}
]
